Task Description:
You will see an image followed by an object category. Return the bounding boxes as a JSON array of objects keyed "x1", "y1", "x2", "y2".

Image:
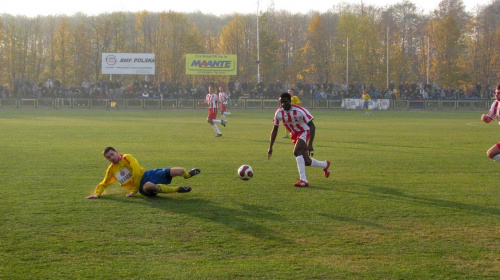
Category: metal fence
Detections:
[{"x1": 0, "y1": 97, "x2": 492, "y2": 110}]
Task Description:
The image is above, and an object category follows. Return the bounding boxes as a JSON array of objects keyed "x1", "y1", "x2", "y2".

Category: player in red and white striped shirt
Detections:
[
  {"x1": 218, "y1": 87, "x2": 232, "y2": 122},
  {"x1": 198, "y1": 83, "x2": 227, "y2": 137},
  {"x1": 268, "y1": 92, "x2": 330, "y2": 187},
  {"x1": 481, "y1": 84, "x2": 500, "y2": 160}
]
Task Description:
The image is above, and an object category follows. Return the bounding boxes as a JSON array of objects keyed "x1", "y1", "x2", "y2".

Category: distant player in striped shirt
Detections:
[
  {"x1": 268, "y1": 92, "x2": 331, "y2": 187},
  {"x1": 481, "y1": 85, "x2": 500, "y2": 160},
  {"x1": 198, "y1": 83, "x2": 227, "y2": 137},
  {"x1": 218, "y1": 87, "x2": 232, "y2": 122}
]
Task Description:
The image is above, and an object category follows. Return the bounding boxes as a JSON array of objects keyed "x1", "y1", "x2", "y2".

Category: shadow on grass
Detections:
[
  {"x1": 105, "y1": 195, "x2": 293, "y2": 244},
  {"x1": 352, "y1": 185, "x2": 500, "y2": 217},
  {"x1": 318, "y1": 213, "x2": 391, "y2": 230}
]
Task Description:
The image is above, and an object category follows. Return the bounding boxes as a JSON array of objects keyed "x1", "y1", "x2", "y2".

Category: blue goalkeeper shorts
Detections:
[{"x1": 139, "y1": 168, "x2": 172, "y2": 196}]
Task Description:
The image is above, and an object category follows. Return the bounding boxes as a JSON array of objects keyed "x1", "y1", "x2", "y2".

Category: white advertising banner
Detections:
[
  {"x1": 102, "y1": 53, "x2": 155, "y2": 75},
  {"x1": 342, "y1": 98, "x2": 361, "y2": 109},
  {"x1": 341, "y1": 99, "x2": 390, "y2": 110},
  {"x1": 376, "y1": 99, "x2": 390, "y2": 110}
]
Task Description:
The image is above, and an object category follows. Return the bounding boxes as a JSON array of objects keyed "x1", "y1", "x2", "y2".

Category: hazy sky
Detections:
[{"x1": 2, "y1": 0, "x2": 493, "y2": 17}]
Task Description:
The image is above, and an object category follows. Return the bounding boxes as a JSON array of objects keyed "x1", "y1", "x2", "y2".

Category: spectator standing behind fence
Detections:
[{"x1": 82, "y1": 81, "x2": 90, "y2": 96}]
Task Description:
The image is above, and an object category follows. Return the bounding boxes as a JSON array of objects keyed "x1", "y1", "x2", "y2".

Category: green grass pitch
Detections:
[{"x1": 1, "y1": 109, "x2": 499, "y2": 279}]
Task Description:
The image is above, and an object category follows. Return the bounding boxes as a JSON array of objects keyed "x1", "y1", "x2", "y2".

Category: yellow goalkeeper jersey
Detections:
[
  {"x1": 94, "y1": 154, "x2": 146, "y2": 196},
  {"x1": 291, "y1": 96, "x2": 301, "y2": 105}
]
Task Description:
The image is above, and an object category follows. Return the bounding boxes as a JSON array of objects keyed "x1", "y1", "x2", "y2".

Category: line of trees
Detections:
[{"x1": 0, "y1": 0, "x2": 499, "y2": 97}]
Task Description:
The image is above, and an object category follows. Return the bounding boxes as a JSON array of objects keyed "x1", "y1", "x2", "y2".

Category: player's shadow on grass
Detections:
[
  {"x1": 339, "y1": 140, "x2": 430, "y2": 151},
  {"x1": 355, "y1": 185, "x2": 500, "y2": 217},
  {"x1": 317, "y1": 213, "x2": 391, "y2": 230},
  {"x1": 108, "y1": 196, "x2": 293, "y2": 244}
]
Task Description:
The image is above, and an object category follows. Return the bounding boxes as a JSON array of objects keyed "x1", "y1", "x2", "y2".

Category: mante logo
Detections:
[
  {"x1": 190, "y1": 60, "x2": 232, "y2": 68},
  {"x1": 186, "y1": 54, "x2": 237, "y2": 76}
]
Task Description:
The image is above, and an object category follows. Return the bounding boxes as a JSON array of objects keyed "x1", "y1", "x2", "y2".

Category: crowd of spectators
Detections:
[{"x1": 1, "y1": 78, "x2": 495, "y2": 101}]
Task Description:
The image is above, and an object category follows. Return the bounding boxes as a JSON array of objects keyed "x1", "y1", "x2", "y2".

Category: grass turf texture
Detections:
[{"x1": 1, "y1": 109, "x2": 499, "y2": 279}]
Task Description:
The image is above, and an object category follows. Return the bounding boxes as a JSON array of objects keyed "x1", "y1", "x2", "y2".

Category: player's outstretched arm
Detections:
[
  {"x1": 307, "y1": 121, "x2": 316, "y2": 156},
  {"x1": 85, "y1": 195, "x2": 99, "y2": 199},
  {"x1": 268, "y1": 125, "x2": 279, "y2": 159},
  {"x1": 267, "y1": 147, "x2": 273, "y2": 159}
]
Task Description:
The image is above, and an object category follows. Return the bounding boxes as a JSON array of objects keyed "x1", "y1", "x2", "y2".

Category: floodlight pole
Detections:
[
  {"x1": 426, "y1": 37, "x2": 430, "y2": 84},
  {"x1": 256, "y1": 0, "x2": 261, "y2": 83},
  {"x1": 386, "y1": 28, "x2": 389, "y2": 89},
  {"x1": 346, "y1": 37, "x2": 349, "y2": 90}
]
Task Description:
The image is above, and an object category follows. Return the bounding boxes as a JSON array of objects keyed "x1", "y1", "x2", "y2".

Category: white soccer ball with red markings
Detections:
[{"x1": 238, "y1": 165, "x2": 253, "y2": 180}]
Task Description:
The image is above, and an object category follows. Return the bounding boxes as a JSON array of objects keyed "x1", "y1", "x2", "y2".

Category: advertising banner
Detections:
[
  {"x1": 102, "y1": 53, "x2": 155, "y2": 75},
  {"x1": 376, "y1": 99, "x2": 390, "y2": 110},
  {"x1": 341, "y1": 99, "x2": 390, "y2": 110},
  {"x1": 186, "y1": 54, "x2": 237, "y2": 75}
]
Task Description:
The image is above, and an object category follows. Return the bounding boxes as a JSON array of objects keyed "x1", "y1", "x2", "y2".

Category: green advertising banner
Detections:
[{"x1": 186, "y1": 54, "x2": 237, "y2": 75}]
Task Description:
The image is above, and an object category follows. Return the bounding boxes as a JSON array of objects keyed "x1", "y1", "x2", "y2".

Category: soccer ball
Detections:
[{"x1": 238, "y1": 165, "x2": 253, "y2": 180}]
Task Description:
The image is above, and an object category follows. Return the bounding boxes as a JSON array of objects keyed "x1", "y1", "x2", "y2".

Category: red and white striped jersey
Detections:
[
  {"x1": 205, "y1": 93, "x2": 219, "y2": 109},
  {"x1": 486, "y1": 100, "x2": 500, "y2": 120},
  {"x1": 219, "y1": 91, "x2": 229, "y2": 105},
  {"x1": 272, "y1": 105, "x2": 314, "y2": 134}
]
